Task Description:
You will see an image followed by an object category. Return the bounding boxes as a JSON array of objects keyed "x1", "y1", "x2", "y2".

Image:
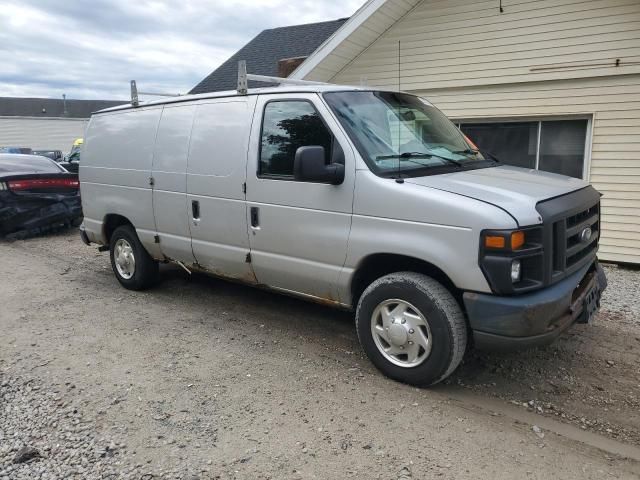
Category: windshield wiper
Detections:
[
  {"x1": 376, "y1": 151, "x2": 464, "y2": 167},
  {"x1": 451, "y1": 148, "x2": 480, "y2": 155},
  {"x1": 376, "y1": 152, "x2": 429, "y2": 160},
  {"x1": 451, "y1": 148, "x2": 500, "y2": 164}
]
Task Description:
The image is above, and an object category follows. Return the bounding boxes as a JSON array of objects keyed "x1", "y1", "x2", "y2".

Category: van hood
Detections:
[{"x1": 404, "y1": 165, "x2": 589, "y2": 226}]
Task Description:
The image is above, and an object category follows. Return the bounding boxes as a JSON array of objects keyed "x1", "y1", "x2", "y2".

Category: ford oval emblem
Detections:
[{"x1": 580, "y1": 227, "x2": 593, "y2": 243}]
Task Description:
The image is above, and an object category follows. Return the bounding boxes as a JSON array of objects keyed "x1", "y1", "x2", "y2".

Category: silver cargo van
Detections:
[{"x1": 79, "y1": 79, "x2": 607, "y2": 386}]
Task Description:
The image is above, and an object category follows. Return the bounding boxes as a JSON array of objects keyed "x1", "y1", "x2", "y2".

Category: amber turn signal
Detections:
[
  {"x1": 484, "y1": 235, "x2": 506, "y2": 249},
  {"x1": 484, "y1": 231, "x2": 525, "y2": 250},
  {"x1": 511, "y1": 231, "x2": 525, "y2": 250}
]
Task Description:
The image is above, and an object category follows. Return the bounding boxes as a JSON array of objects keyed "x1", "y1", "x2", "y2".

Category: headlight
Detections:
[
  {"x1": 479, "y1": 227, "x2": 543, "y2": 294},
  {"x1": 511, "y1": 259, "x2": 522, "y2": 283}
]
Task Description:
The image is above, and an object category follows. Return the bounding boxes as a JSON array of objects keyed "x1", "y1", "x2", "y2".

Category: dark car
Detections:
[
  {"x1": 33, "y1": 150, "x2": 63, "y2": 162},
  {"x1": 33, "y1": 149, "x2": 79, "y2": 173},
  {"x1": 0, "y1": 154, "x2": 82, "y2": 237},
  {"x1": 0, "y1": 147, "x2": 33, "y2": 154}
]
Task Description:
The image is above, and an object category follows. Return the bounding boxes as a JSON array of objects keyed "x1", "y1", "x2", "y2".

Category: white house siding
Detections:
[
  {"x1": 0, "y1": 117, "x2": 87, "y2": 154},
  {"x1": 324, "y1": 0, "x2": 640, "y2": 263},
  {"x1": 330, "y1": 0, "x2": 640, "y2": 89}
]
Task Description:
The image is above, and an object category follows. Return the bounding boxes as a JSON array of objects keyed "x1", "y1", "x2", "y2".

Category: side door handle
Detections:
[
  {"x1": 192, "y1": 200, "x2": 200, "y2": 221},
  {"x1": 250, "y1": 207, "x2": 259, "y2": 228}
]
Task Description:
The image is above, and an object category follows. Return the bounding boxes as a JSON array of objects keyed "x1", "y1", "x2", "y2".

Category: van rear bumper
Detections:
[{"x1": 463, "y1": 260, "x2": 607, "y2": 351}]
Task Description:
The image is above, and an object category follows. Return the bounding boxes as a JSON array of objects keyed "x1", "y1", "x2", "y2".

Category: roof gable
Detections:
[
  {"x1": 290, "y1": 0, "x2": 421, "y2": 82},
  {"x1": 190, "y1": 18, "x2": 348, "y2": 94}
]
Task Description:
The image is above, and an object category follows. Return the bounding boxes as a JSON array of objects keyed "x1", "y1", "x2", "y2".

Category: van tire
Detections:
[
  {"x1": 109, "y1": 225, "x2": 158, "y2": 290},
  {"x1": 355, "y1": 272, "x2": 467, "y2": 386}
]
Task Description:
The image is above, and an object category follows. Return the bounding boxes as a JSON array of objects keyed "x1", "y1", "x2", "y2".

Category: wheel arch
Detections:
[
  {"x1": 350, "y1": 253, "x2": 461, "y2": 308},
  {"x1": 102, "y1": 214, "x2": 134, "y2": 245}
]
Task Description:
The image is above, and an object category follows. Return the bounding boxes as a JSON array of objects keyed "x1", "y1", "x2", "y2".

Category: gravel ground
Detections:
[
  {"x1": 0, "y1": 373, "x2": 135, "y2": 480},
  {"x1": 599, "y1": 263, "x2": 640, "y2": 329},
  {"x1": 450, "y1": 262, "x2": 640, "y2": 446},
  {"x1": 1, "y1": 229, "x2": 639, "y2": 479}
]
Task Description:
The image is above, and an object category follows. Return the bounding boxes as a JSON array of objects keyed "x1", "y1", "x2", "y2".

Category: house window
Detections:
[{"x1": 459, "y1": 119, "x2": 589, "y2": 179}]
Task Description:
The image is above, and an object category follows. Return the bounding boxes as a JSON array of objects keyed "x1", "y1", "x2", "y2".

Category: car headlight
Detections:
[
  {"x1": 511, "y1": 259, "x2": 522, "y2": 283},
  {"x1": 479, "y1": 227, "x2": 543, "y2": 294}
]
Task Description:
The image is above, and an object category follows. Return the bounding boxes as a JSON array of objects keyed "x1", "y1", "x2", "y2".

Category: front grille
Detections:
[
  {"x1": 536, "y1": 187, "x2": 602, "y2": 288},
  {"x1": 550, "y1": 201, "x2": 600, "y2": 277},
  {"x1": 565, "y1": 203, "x2": 599, "y2": 268}
]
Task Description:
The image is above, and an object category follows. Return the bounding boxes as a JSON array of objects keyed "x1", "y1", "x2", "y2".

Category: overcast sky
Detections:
[{"x1": 0, "y1": 0, "x2": 363, "y2": 100}]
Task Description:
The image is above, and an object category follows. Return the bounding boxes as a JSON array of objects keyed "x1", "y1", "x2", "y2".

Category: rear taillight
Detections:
[
  {"x1": 0, "y1": 182, "x2": 7, "y2": 190},
  {"x1": 7, "y1": 178, "x2": 80, "y2": 191}
]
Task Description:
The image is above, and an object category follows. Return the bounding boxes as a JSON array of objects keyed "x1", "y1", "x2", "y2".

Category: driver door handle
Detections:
[
  {"x1": 192, "y1": 200, "x2": 200, "y2": 221},
  {"x1": 250, "y1": 207, "x2": 259, "y2": 228}
]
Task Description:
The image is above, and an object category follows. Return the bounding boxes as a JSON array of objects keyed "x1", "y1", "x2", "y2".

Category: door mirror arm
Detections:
[{"x1": 293, "y1": 146, "x2": 345, "y2": 185}]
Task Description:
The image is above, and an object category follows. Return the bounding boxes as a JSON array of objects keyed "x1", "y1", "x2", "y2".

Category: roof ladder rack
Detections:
[
  {"x1": 236, "y1": 60, "x2": 328, "y2": 95},
  {"x1": 130, "y1": 80, "x2": 181, "y2": 107},
  {"x1": 131, "y1": 80, "x2": 139, "y2": 107}
]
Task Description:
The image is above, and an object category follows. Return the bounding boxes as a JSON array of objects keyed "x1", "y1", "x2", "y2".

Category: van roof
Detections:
[{"x1": 94, "y1": 84, "x2": 373, "y2": 115}]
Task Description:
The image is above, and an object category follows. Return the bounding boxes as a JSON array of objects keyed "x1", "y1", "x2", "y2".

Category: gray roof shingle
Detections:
[
  {"x1": 0, "y1": 97, "x2": 127, "y2": 119},
  {"x1": 190, "y1": 18, "x2": 347, "y2": 94}
]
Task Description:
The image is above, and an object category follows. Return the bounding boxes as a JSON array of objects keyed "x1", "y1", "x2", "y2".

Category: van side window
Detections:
[{"x1": 259, "y1": 101, "x2": 333, "y2": 178}]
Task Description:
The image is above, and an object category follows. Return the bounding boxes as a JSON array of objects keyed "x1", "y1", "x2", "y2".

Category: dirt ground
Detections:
[{"x1": 1, "y1": 229, "x2": 639, "y2": 479}]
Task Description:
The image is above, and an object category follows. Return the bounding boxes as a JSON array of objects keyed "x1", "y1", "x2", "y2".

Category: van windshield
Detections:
[{"x1": 323, "y1": 91, "x2": 495, "y2": 178}]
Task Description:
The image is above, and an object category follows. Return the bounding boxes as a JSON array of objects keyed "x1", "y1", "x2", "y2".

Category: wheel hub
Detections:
[
  {"x1": 114, "y1": 238, "x2": 136, "y2": 280},
  {"x1": 370, "y1": 299, "x2": 432, "y2": 368},
  {"x1": 388, "y1": 323, "x2": 408, "y2": 346}
]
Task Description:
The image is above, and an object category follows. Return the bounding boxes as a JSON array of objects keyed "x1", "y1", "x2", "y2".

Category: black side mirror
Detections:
[{"x1": 293, "y1": 146, "x2": 345, "y2": 185}]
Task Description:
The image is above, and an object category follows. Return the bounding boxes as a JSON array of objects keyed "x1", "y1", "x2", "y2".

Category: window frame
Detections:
[
  {"x1": 455, "y1": 115, "x2": 593, "y2": 181},
  {"x1": 257, "y1": 98, "x2": 336, "y2": 181}
]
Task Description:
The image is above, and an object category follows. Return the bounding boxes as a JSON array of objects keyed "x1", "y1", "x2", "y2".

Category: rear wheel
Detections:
[
  {"x1": 355, "y1": 272, "x2": 467, "y2": 386},
  {"x1": 109, "y1": 225, "x2": 158, "y2": 290}
]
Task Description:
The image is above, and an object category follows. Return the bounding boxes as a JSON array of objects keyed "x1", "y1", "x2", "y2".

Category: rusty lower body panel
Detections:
[
  {"x1": 0, "y1": 192, "x2": 82, "y2": 238},
  {"x1": 463, "y1": 260, "x2": 607, "y2": 351}
]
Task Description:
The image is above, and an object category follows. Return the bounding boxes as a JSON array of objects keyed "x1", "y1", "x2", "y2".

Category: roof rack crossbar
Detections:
[
  {"x1": 130, "y1": 79, "x2": 181, "y2": 107},
  {"x1": 237, "y1": 61, "x2": 327, "y2": 95},
  {"x1": 138, "y1": 91, "x2": 181, "y2": 97}
]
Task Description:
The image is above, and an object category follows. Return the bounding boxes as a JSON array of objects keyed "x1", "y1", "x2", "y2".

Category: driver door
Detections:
[{"x1": 244, "y1": 93, "x2": 355, "y2": 303}]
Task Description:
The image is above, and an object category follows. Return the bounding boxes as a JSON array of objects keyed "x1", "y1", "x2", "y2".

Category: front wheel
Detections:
[
  {"x1": 355, "y1": 272, "x2": 467, "y2": 386},
  {"x1": 109, "y1": 225, "x2": 158, "y2": 290}
]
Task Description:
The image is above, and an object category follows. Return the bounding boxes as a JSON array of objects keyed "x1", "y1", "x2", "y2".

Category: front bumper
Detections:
[{"x1": 463, "y1": 260, "x2": 607, "y2": 350}]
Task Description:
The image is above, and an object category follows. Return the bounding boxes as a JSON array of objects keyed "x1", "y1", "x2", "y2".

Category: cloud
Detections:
[{"x1": 0, "y1": 0, "x2": 363, "y2": 100}]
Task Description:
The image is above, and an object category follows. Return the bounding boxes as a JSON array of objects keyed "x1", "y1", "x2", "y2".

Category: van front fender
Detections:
[{"x1": 337, "y1": 215, "x2": 493, "y2": 306}]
